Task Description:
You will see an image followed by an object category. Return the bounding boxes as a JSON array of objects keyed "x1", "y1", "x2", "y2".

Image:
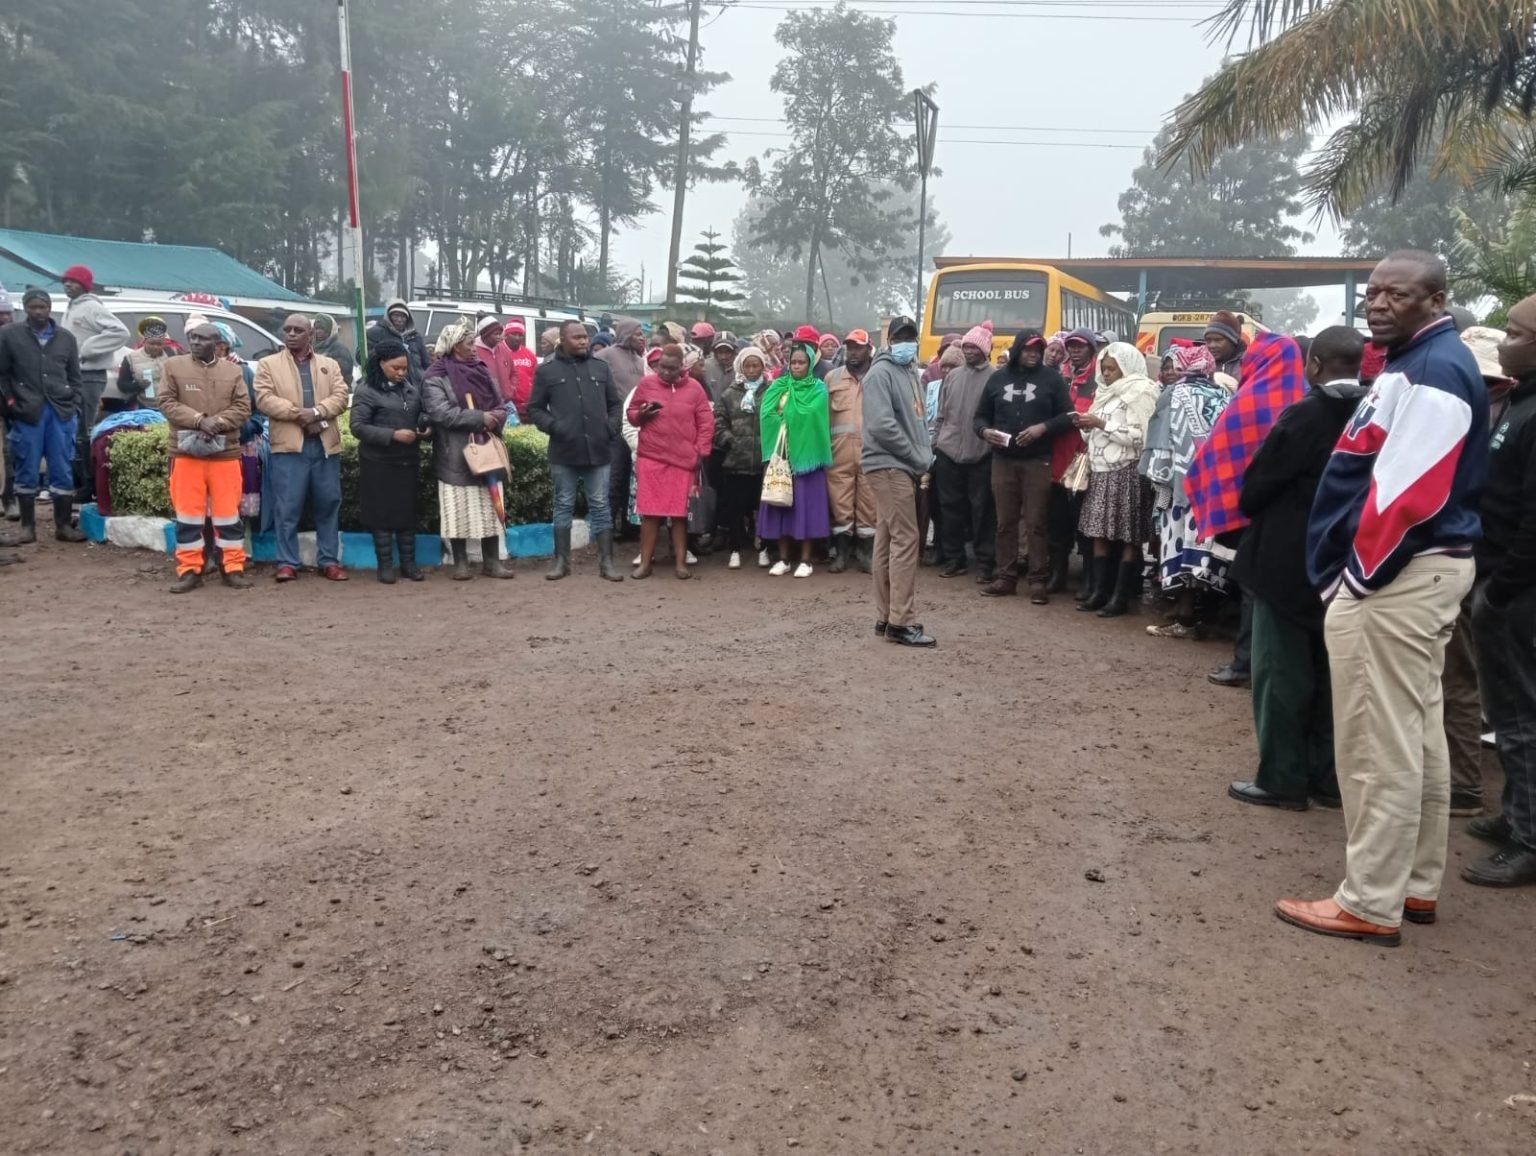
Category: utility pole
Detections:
[
  {"x1": 337, "y1": 0, "x2": 366, "y2": 354},
  {"x1": 912, "y1": 90, "x2": 939, "y2": 328},
  {"x1": 665, "y1": 0, "x2": 702, "y2": 312}
]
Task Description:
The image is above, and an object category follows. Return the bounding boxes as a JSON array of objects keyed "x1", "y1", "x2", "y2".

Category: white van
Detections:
[
  {"x1": 53, "y1": 295, "x2": 284, "y2": 360},
  {"x1": 405, "y1": 292, "x2": 592, "y2": 352}
]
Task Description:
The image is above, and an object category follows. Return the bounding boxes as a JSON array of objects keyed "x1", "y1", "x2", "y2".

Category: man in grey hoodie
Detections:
[
  {"x1": 862, "y1": 316, "x2": 935, "y2": 647},
  {"x1": 60, "y1": 264, "x2": 129, "y2": 501}
]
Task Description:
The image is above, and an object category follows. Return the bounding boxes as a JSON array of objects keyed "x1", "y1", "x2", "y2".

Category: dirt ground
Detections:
[{"x1": 3, "y1": 532, "x2": 1535, "y2": 1156}]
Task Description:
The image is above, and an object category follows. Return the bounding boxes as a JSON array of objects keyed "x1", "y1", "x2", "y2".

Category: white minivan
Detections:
[{"x1": 406, "y1": 293, "x2": 592, "y2": 351}]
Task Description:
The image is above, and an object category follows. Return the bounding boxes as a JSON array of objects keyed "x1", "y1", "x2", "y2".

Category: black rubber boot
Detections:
[
  {"x1": 481, "y1": 536, "x2": 515, "y2": 578},
  {"x1": 398, "y1": 533, "x2": 425, "y2": 581},
  {"x1": 827, "y1": 532, "x2": 852, "y2": 574},
  {"x1": 597, "y1": 530, "x2": 624, "y2": 582},
  {"x1": 1096, "y1": 560, "x2": 1141, "y2": 618},
  {"x1": 0, "y1": 495, "x2": 33, "y2": 546},
  {"x1": 372, "y1": 530, "x2": 397, "y2": 584},
  {"x1": 855, "y1": 536, "x2": 873, "y2": 574},
  {"x1": 1077, "y1": 555, "x2": 1117, "y2": 612},
  {"x1": 546, "y1": 527, "x2": 572, "y2": 580},
  {"x1": 1045, "y1": 542, "x2": 1069, "y2": 593},
  {"x1": 450, "y1": 539, "x2": 473, "y2": 580},
  {"x1": 53, "y1": 497, "x2": 87, "y2": 542}
]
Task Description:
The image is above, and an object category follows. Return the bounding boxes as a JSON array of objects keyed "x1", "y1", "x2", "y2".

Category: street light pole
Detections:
[
  {"x1": 337, "y1": 0, "x2": 366, "y2": 355},
  {"x1": 912, "y1": 90, "x2": 939, "y2": 328}
]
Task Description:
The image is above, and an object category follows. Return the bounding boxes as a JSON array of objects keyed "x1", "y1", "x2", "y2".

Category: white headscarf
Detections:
[
  {"x1": 435, "y1": 315, "x2": 475, "y2": 358},
  {"x1": 1091, "y1": 341, "x2": 1158, "y2": 412},
  {"x1": 734, "y1": 345, "x2": 768, "y2": 412}
]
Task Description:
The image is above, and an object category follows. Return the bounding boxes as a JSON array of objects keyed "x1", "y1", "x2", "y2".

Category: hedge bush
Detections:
[{"x1": 107, "y1": 419, "x2": 558, "y2": 530}]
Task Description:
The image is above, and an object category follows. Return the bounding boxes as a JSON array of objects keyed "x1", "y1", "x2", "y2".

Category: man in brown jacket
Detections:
[
  {"x1": 158, "y1": 324, "x2": 253, "y2": 592},
  {"x1": 254, "y1": 314, "x2": 350, "y2": 582}
]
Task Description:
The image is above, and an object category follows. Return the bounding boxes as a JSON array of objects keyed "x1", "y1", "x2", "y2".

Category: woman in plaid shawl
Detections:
[{"x1": 1139, "y1": 344, "x2": 1235, "y2": 638}]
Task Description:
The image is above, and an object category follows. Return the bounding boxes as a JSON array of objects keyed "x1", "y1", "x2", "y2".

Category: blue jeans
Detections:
[
  {"x1": 550, "y1": 463, "x2": 612, "y2": 535},
  {"x1": 268, "y1": 438, "x2": 342, "y2": 567},
  {"x1": 7, "y1": 407, "x2": 78, "y2": 496}
]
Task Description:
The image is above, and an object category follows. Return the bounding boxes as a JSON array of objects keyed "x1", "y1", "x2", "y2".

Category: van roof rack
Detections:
[{"x1": 411, "y1": 285, "x2": 583, "y2": 314}]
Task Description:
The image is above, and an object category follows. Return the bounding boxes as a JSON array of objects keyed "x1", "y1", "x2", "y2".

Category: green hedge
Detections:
[{"x1": 106, "y1": 419, "x2": 557, "y2": 530}]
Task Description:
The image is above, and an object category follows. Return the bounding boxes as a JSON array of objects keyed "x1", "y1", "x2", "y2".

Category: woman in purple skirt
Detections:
[{"x1": 757, "y1": 342, "x2": 833, "y2": 577}]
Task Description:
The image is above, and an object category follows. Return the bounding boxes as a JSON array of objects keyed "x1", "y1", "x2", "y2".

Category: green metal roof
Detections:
[
  {"x1": 0, "y1": 252, "x2": 61, "y2": 294},
  {"x1": 0, "y1": 228, "x2": 311, "y2": 304}
]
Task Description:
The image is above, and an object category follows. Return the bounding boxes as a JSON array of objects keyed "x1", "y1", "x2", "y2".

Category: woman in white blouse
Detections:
[{"x1": 1074, "y1": 342, "x2": 1160, "y2": 617}]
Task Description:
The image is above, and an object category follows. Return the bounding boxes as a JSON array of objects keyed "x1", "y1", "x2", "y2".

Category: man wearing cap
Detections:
[
  {"x1": 932, "y1": 322, "x2": 998, "y2": 582},
  {"x1": 862, "y1": 315, "x2": 935, "y2": 647},
  {"x1": 311, "y1": 313, "x2": 357, "y2": 382},
  {"x1": 111, "y1": 318, "x2": 173, "y2": 411},
  {"x1": 0, "y1": 288, "x2": 88, "y2": 546},
  {"x1": 824, "y1": 330, "x2": 877, "y2": 573},
  {"x1": 59, "y1": 265, "x2": 129, "y2": 502},
  {"x1": 367, "y1": 299, "x2": 428, "y2": 384},
  {"x1": 703, "y1": 335, "x2": 736, "y2": 400},
  {"x1": 1204, "y1": 310, "x2": 1248, "y2": 380},
  {"x1": 254, "y1": 314, "x2": 351, "y2": 582},
  {"x1": 158, "y1": 324, "x2": 253, "y2": 593},
  {"x1": 503, "y1": 319, "x2": 539, "y2": 419}
]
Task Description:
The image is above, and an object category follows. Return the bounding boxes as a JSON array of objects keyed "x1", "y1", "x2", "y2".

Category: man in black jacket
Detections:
[
  {"x1": 1464, "y1": 296, "x2": 1536, "y2": 886},
  {"x1": 974, "y1": 330, "x2": 1073, "y2": 601},
  {"x1": 0, "y1": 289, "x2": 89, "y2": 546},
  {"x1": 529, "y1": 319, "x2": 623, "y2": 582},
  {"x1": 1227, "y1": 326, "x2": 1365, "y2": 811}
]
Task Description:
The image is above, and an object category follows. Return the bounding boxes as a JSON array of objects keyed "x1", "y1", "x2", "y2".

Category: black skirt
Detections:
[{"x1": 359, "y1": 452, "x2": 419, "y2": 531}]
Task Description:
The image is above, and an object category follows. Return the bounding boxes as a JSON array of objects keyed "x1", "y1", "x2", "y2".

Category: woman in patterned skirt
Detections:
[{"x1": 421, "y1": 317, "x2": 516, "y2": 581}]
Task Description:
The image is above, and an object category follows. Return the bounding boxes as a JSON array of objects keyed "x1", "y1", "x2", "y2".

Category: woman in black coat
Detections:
[{"x1": 350, "y1": 339, "x2": 426, "y2": 583}]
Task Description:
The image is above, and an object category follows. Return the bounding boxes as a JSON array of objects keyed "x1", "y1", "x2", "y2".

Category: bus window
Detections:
[{"x1": 930, "y1": 270, "x2": 1048, "y2": 334}]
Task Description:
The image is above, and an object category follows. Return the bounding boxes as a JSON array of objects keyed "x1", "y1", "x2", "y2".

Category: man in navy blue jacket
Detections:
[{"x1": 1276, "y1": 251, "x2": 1488, "y2": 946}]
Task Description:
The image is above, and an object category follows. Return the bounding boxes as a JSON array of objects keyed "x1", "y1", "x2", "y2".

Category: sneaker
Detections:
[
  {"x1": 686, "y1": 550, "x2": 698, "y2": 565},
  {"x1": 793, "y1": 562, "x2": 813, "y2": 579},
  {"x1": 769, "y1": 560, "x2": 790, "y2": 576},
  {"x1": 728, "y1": 552, "x2": 742, "y2": 570},
  {"x1": 758, "y1": 549, "x2": 770, "y2": 568}
]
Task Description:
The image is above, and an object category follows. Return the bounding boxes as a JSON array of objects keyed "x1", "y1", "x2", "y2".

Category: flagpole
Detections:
[{"x1": 338, "y1": 0, "x2": 366, "y2": 356}]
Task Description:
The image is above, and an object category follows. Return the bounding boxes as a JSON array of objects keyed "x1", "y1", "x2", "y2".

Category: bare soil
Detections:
[{"x1": 2, "y1": 534, "x2": 1534, "y2": 1155}]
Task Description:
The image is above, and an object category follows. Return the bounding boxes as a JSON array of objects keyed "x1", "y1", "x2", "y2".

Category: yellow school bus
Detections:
[
  {"x1": 1134, "y1": 310, "x2": 1264, "y2": 358},
  {"x1": 922, "y1": 261, "x2": 1137, "y2": 363}
]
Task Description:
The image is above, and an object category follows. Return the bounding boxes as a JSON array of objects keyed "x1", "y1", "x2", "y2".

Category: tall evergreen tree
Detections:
[{"x1": 675, "y1": 229, "x2": 749, "y2": 327}]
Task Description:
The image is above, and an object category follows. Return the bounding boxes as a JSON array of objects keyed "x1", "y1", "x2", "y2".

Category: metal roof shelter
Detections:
[
  {"x1": 933, "y1": 255, "x2": 1379, "y2": 315},
  {"x1": 0, "y1": 228, "x2": 335, "y2": 314}
]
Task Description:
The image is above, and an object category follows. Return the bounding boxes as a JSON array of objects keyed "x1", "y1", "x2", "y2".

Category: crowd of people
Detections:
[{"x1": 1, "y1": 249, "x2": 1533, "y2": 922}]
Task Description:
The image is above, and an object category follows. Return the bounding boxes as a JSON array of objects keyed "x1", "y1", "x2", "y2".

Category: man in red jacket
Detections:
[{"x1": 503, "y1": 320, "x2": 539, "y2": 419}]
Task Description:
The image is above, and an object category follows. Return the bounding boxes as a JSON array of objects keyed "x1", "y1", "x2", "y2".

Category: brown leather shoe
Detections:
[
  {"x1": 1402, "y1": 897, "x2": 1437, "y2": 925},
  {"x1": 321, "y1": 564, "x2": 349, "y2": 582},
  {"x1": 979, "y1": 577, "x2": 1017, "y2": 598},
  {"x1": 1274, "y1": 897, "x2": 1401, "y2": 946}
]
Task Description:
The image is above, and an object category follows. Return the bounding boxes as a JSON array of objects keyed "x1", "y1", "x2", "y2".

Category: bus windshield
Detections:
[{"x1": 931, "y1": 271, "x2": 1048, "y2": 334}]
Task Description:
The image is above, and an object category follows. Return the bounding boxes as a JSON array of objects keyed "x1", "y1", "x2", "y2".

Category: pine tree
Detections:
[{"x1": 675, "y1": 229, "x2": 750, "y2": 328}]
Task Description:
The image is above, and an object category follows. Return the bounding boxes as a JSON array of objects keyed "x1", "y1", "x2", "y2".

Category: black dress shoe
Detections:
[
  {"x1": 1309, "y1": 793, "x2": 1343, "y2": 810},
  {"x1": 1208, "y1": 664, "x2": 1250, "y2": 688},
  {"x1": 975, "y1": 566, "x2": 995, "y2": 584},
  {"x1": 1467, "y1": 813, "x2": 1513, "y2": 845},
  {"x1": 938, "y1": 560, "x2": 968, "y2": 578},
  {"x1": 1461, "y1": 843, "x2": 1536, "y2": 888},
  {"x1": 1228, "y1": 780, "x2": 1308, "y2": 811},
  {"x1": 887, "y1": 624, "x2": 936, "y2": 647},
  {"x1": 874, "y1": 621, "x2": 888, "y2": 636}
]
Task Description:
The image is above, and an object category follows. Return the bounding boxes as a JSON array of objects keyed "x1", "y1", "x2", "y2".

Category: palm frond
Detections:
[{"x1": 1449, "y1": 200, "x2": 1536, "y2": 307}]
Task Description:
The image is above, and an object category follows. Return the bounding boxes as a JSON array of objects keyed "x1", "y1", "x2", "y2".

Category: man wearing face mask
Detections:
[
  {"x1": 823, "y1": 329, "x2": 877, "y2": 573},
  {"x1": 862, "y1": 317, "x2": 935, "y2": 647}
]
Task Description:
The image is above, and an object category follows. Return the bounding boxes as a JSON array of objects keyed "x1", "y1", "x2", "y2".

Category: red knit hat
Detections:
[{"x1": 62, "y1": 264, "x2": 94, "y2": 292}]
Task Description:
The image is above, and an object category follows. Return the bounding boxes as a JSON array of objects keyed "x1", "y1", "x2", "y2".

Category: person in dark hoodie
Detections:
[
  {"x1": 1462, "y1": 297, "x2": 1536, "y2": 887},
  {"x1": 596, "y1": 317, "x2": 648, "y2": 542},
  {"x1": 367, "y1": 299, "x2": 429, "y2": 385},
  {"x1": 311, "y1": 314, "x2": 357, "y2": 382},
  {"x1": 1227, "y1": 326, "x2": 1365, "y2": 812},
  {"x1": 974, "y1": 330, "x2": 1072, "y2": 601}
]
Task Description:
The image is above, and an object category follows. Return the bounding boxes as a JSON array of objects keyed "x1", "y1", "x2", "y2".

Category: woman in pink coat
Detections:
[{"x1": 625, "y1": 344, "x2": 715, "y2": 579}]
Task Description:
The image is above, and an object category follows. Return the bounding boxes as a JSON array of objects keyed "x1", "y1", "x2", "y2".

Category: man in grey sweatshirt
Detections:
[
  {"x1": 60, "y1": 264, "x2": 129, "y2": 502},
  {"x1": 862, "y1": 316, "x2": 935, "y2": 647}
]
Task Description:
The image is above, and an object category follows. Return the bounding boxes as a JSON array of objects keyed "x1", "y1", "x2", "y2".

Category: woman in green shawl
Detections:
[{"x1": 757, "y1": 342, "x2": 833, "y2": 577}]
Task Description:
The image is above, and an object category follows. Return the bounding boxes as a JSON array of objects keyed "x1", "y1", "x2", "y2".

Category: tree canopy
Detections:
[
  {"x1": 742, "y1": 3, "x2": 919, "y2": 324},
  {"x1": 0, "y1": 0, "x2": 728, "y2": 304}
]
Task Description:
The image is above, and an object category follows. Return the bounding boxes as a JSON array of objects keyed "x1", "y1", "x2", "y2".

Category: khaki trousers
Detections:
[
  {"x1": 1440, "y1": 595, "x2": 1484, "y2": 800},
  {"x1": 828, "y1": 435, "x2": 877, "y2": 537},
  {"x1": 869, "y1": 468, "x2": 920, "y2": 627},
  {"x1": 1326, "y1": 555, "x2": 1474, "y2": 926}
]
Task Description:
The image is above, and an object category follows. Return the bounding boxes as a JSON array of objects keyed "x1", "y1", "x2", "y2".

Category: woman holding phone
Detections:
[{"x1": 626, "y1": 344, "x2": 715, "y2": 579}]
